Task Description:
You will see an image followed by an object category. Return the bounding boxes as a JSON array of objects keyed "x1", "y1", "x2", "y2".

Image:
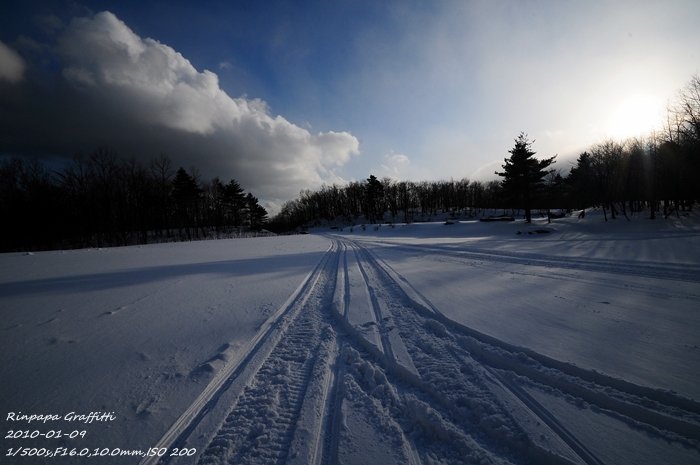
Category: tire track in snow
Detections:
[
  {"x1": 361, "y1": 239, "x2": 700, "y2": 284},
  {"x1": 344, "y1": 237, "x2": 700, "y2": 462},
  {"x1": 355, "y1": 238, "x2": 700, "y2": 415},
  {"x1": 187, "y1": 238, "x2": 528, "y2": 465},
  {"x1": 197, "y1": 311, "x2": 333, "y2": 464},
  {"x1": 343, "y1": 240, "x2": 586, "y2": 465},
  {"x1": 328, "y1": 242, "x2": 425, "y2": 463},
  {"x1": 193, "y1": 240, "x2": 342, "y2": 465},
  {"x1": 146, "y1": 235, "x2": 699, "y2": 465},
  {"x1": 141, "y1": 240, "x2": 342, "y2": 465},
  {"x1": 336, "y1": 241, "x2": 536, "y2": 463},
  {"x1": 354, "y1": 243, "x2": 394, "y2": 360}
]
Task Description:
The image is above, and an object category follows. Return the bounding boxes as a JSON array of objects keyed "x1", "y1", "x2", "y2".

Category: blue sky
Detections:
[{"x1": 1, "y1": 0, "x2": 699, "y2": 212}]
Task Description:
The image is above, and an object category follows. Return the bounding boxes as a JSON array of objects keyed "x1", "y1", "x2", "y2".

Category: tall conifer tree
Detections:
[{"x1": 497, "y1": 133, "x2": 556, "y2": 223}]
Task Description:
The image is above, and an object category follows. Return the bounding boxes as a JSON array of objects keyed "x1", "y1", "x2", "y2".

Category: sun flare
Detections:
[{"x1": 607, "y1": 95, "x2": 663, "y2": 139}]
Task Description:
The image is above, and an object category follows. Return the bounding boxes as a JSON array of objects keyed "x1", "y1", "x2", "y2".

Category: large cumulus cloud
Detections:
[
  {"x1": 0, "y1": 11, "x2": 359, "y2": 205},
  {"x1": 0, "y1": 41, "x2": 26, "y2": 83}
]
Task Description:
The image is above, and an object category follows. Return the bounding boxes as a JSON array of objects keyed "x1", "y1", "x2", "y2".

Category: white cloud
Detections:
[
  {"x1": 263, "y1": 201, "x2": 280, "y2": 217},
  {"x1": 0, "y1": 41, "x2": 26, "y2": 84},
  {"x1": 54, "y1": 11, "x2": 359, "y2": 203},
  {"x1": 218, "y1": 61, "x2": 232, "y2": 70},
  {"x1": 470, "y1": 160, "x2": 503, "y2": 183},
  {"x1": 388, "y1": 153, "x2": 409, "y2": 164},
  {"x1": 372, "y1": 152, "x2": 411, "y2": 179}
]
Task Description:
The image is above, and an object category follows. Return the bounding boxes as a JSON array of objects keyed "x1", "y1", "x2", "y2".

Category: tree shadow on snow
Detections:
[{"x1": 0, "y1": 252, "x2": 324, "y2": 297}]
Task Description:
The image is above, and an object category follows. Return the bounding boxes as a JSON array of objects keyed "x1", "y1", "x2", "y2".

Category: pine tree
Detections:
[
  {"x1": 365, "y1": 174, "x2": 384, "y2": 224},
  {"x1": 244, "y1": 193, "x2": 268, "y2": 230},
  {"x1": 496, "y1": 133, "x2": 556, "y2": 223},
  {"x1": 171, "y1": 167, "x2": 203, "y2": 239},
  {"x1": 222, "y1": 179, "x2": 246, "y2": 228},
  {"x1": 566, "y1": 152, "x2": 594, "y2": 215}
]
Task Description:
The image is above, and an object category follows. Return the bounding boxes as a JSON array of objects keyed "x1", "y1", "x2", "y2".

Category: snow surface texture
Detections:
[{"x1": 1, "y1": 209, "x2": 699, "y2": 464}]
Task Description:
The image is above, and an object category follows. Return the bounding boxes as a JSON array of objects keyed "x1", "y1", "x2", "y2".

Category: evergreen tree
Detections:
[
  {"x1": 171, "y1": 167, "x2": 203, "y2": 239},
  {"x1": 244, "y1": 192, "x2": 268, "y2": 230},
  {"x1": 365, "y1": 174, "x2": 384, "y2": 223},
  {"x1": 222, "y1": 179, "x2": 246, "y2": 228},
  {"x1": 149, "y1": 153, "x2": 174, "y2": 238},
  {"x1": 497, "y1": 133, "x2": 556, "y2": 222},
  {"x1": 567, "y1": 151, "x2": 595, "y2": 215},
  {"x1": 172, "y1": 167, "x2": 202, "y2": 203}
]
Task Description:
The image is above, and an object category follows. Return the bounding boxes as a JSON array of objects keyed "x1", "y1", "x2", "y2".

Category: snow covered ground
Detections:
[{"x1": 1, "y1": 209, "x2": 699, "y2": 464}]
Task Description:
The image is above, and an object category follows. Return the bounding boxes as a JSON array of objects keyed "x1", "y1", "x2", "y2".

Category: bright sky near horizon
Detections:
[{"x1": 1, "y1": 0, "x2": 699, "y2": 213}]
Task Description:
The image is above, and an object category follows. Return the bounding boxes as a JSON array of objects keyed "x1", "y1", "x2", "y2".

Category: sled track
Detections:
[
  {"x1": 197, "y1": 304, "x2": 335, "y2": 464},
  {"x1": 361, "y1": 239, "x2": 700, "y2": 284},
  {"x1": 146, "y1": 236, "x2": 700, "y2": 465},
  {"x1": 141, "y1": 241, "x2": 341, "y2": 465},
  {"x1": 343, "y1": 240, "x2": 601, "y2": 465},
  {"x1": 341, "y1": 238, "x2": 700, "y2": 463},
  {"x1": 362, "y1": 238, "x2": 700, "y2": 413}
]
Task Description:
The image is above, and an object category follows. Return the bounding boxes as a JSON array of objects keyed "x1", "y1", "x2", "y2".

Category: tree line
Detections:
[
  {"x1": 0, "y1": 149, "x2": 268, "y2": 252},
  {"x1": 2, "y1": 75, "x2": 698, "y2": 248},
  {"x1": 270, "y1": 75, "x2": 700, "y2": 231},
  {"x1": 268, "y1": 176, "x2": 505, "y2": 231}
]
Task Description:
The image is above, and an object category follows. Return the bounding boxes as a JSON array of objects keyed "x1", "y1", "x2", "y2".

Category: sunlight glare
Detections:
[{"x1": 607, "y1": 95, "x2": 663, "y2": 139}]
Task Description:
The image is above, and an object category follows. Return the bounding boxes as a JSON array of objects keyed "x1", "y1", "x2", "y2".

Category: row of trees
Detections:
[
  {"x1": 557, "y1": 75, "x2": 700, "y2": 221},
  {"x1": 268, "y1": 175, "x2": 506, "y2": 231},
  {"x1": 270, "y1": 75, "x2": 700, "y2": 230},
  {"x1": 0, "y1": 149, "x2": 268, "y2": 252},
  {"x1": 269, "y1": 130, "x2": 697, "y2": 232},
  {"x1": 564, "y1": 136, "x2": 698, "y2": 220},
  {"x1": 3, "y1": 76, "x2": 698, "y2": 247}
]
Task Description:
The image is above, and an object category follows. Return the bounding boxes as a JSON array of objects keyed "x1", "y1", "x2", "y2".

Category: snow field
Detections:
[
  {"x1": 339, "y1": 210, "x2": 700, "y2": 402},
  {"x1": 2, "y1": 209, "x2": 699, "y2": 464},
  {"x1": 171, "y1": 232, "x2": 698, "y2": 464},
  {"x1": 0, "y1": 236, "x2": 330, "y2": 464}
]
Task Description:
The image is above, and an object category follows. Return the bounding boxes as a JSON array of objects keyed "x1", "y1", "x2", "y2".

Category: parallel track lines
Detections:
[
  {"x1": 144, "y1": 241, "x2": 340, "y2": 465},
  {"x1": 346, "y1": 237, "x2": 700, "y2": 464},
  {"x1": 146, "y1": 235, "x2": 700, "y2": 465},
  {"x1": 365, "y1": 240, "x2": 700, "y2": 284}
]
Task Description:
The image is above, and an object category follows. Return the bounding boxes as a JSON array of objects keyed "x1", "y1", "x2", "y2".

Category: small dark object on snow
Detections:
[
  {"x1": 480, "y1": 216, "x2": 515, "y2": 222},
  {"x1": 519, "y1": 229, "x2": 550, "y2": 235},
  {"x1": 444, "y1": 221, "x2": 454, "y2": 225}
]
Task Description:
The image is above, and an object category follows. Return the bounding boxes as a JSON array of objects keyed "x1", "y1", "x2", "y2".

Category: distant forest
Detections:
[
  {"x1": 269, "y1": 75, "x2": 700, "y2": 231},
  {"x1": 0, "y1": 150, "x2": 268, "y2": 252},
  {"x1": 1, "y1": 75, "x2": 698, "y2": 252}
]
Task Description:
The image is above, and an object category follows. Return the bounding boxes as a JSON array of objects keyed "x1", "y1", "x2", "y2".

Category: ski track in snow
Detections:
[
  {"x1": 143, "y1": 237, "x2": 700, "y2": 465},
  {"x1": 362, "y1": 239, "x2": 700, "y2": 284}
]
